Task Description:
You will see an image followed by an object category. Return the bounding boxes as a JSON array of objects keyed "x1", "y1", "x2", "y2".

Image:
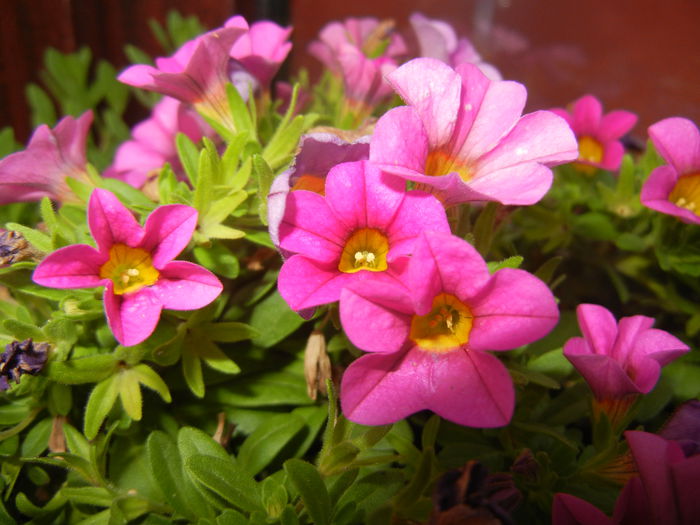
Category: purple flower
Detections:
[
  {"x1": 370, "y1": 58, "x2": 578, "y2": 207},
  {"x1": 550, "y1": 94, "x2": 637, "y2": 173},
  {"x1": 640, "y1": 117, "x2": 700, "y2": 224},
  {"x1": 339, "y1": 231, "x2": 559, "y2": 427},
  {"x1": 33, "y1": 189, "x2": 223, "y2": 346},
  {"x1": 0, "y1": 111, "x2": 93, "y2": 204}
]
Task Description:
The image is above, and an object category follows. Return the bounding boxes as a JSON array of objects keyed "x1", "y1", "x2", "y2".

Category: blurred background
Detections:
[{"x1": 1, "y1": 0, "x2": 699, "y2": 142}]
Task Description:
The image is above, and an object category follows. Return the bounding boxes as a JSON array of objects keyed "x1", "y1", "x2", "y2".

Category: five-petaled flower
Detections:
[
  {"x1": 33, "y1": 189, "x2": 223, "y2": 346},
  {"x1": 276, "y1": 160, "x2": 449, "y2": 312},
  {"x1": 370, "y1": 58, "x2": 578, "y2": 207},
  {"x1": 339, "y1": 231, "x2": 559, "y2": 427},
  {"x1": 550, "y1": 94, "x2": 637, "y2": 174},
  {"x1": 640, "y1": 117, "x2": 700, "y2": 224}
]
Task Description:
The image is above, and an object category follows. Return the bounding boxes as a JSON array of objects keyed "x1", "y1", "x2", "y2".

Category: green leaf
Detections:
[
  {"x1": 131, "y1": 364, "x2": 172, "y2": 402},
  {"x1": 177, "y1": 427, "x2": 230, "y2": 463},
  {"x1": 4, "y1": 223, "x2": 52, "y2": 253},
  {"x1": 238, "y1": 414, "x2": 306, "y2": 476},
  {"x1": 210, "y1": 369, "x2": 312, "y2": 408},
  {"x1": 473, "y1": 202, "x2": 500, "y2": 256},
  {"x1": 186, "y1": 454, "x2": 262, "y2": 513},
  {"x1": 226, "y1": 83, "x2": 255, "y2": 140},
  {"x1": 20, "y1": 418, "x2": 52, "y2": 457},
  {"x1": 249, "y1": 291, "x2": 305, "y2": 348},
  {"x1": 284, "y1": 459, "x2": 331, "y2": 525},
  {"x1": 203, "y1": 322, "x2": 259, "y2": 343},
  {"x1": 487, "y1": 255, "x2": 523, "y2": 273},
  {"x1": 193, "y1": 242, "x2": 240, "y2": 279},
  {"x1": 216, "y1": 509, "x2": 249, "y2": 525},
  {"x1": 62, "y1": 421, "x2": 91, "y2": 459},
  {"x1": 200, "y1": 223, "x2": 246, "y2": 241},
  {"x1": 183, "y1": 346, "x2": 205, "y2": 398},
  {"x1": 84, "y1": 375, "x2": 119, "y2": 439},
  {"x1": 117, "y1": 369, "x2": 143, "y2": 421},
  {"x1": 61, "y1": 486, "x2": 113, "y2": 507},
  {"x1": 147, "y1": 431, "x2": 192, "y2": 519},
  {"x1": 26, "y1": 84, "x2": 56, "y2": 127},
  {"x1": 196, "y1": 339, "x2": 241, "y2": 375},
  {"x1": 253, "y1": 155, "x2": 275, "y2": 225},
  {"x1": 2, "y1": 319, "x2": 44, "y2": 341},
  {"x1": 46, "y1": 354, "x2": 119, "y2": 385}
]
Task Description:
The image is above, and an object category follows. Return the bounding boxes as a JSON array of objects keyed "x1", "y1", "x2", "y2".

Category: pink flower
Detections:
[
  {"x1": 339, "y1": 231, "x2": 559, "y2": 427},
  {"x1": 0, "y1": 111, "x2": 93, "y2": 204},
  {"x1": 229, "y1": 18, "x2": 292, "y2": 90},
  {"x1": 118, "y1": 20, "x2": 249, "y2": 128},
  {"x1": 105, "y1": 97, "x2": 212, "y2": 188},
  {"x1": 370, "y1": 58, "x2": 578, "y2": 207},
  {"x1": 640, "y1": 117, "x2": 700, "y2": 224},
  {"x1": 564, "y1": 304, "x2": 688, "y2": 401},
  {"x1": 408, "y1": 12, "x2": 502, "y2": 80},
  {"x1": 553, "y1": 431, "x2": 700, "y2": 525},
  {"x1": 550, "y1": 94, "x2": 637, "y2": 173},
  {"x1": 267, "y1": 131, "x2": 370, "y2": 254},
  {"x1": 309, "y1": 17, "x2": 407, "y2": 122},
  {"x1": 277, "y1": 160, "x2": 449, "y2": 312},
  {"x1": 33, "y1": 189, "x2": 222, "y2": 346}
]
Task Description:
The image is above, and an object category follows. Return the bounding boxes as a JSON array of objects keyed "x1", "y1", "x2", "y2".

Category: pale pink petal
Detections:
[
  {"x1": 476, "y1": 110, "x2": 579, "y2": 172},
  {"x1": 339, "y1": 281, "x2": 413, "y2": 354},
  {"x1": 386, "y1": 190, "x2": 450, "y2": 260},
  {"x1": 611, "y1": 314, "x2": 655, "y2": 362},
  {"x1": 32, "y1": 245, "x2": 106, "y2": 289},
  {"x1": 635, "y1": 328, "x2": 689, "y2": 366},
  {"x1": 369, "y1": 106, "x2": 429, "y2": 175},
  {"x1": 576, "y1": 304, "x2": 619, "y2": 357},
  {"x1": 88, "y1": 189, "x2": 144, "y2": 252},
  {"x1": 648, "y1": 117, "x2": 700, "y2": 175},
  {"x1": 324, "y1": 161, "x2": 406, "y2": 232},
  {"x1": 103, "y1": 283, "x2": 163, "y2": 347},
  {"x1": 278, "y1": 190, "x2": 346, "y2": 262},
  {"x1": 552, "y1": 493, "x2": 614, "y2": 525},
  {"x1": 55, "y1": 111, "x2": 93, "y2": 167},
  {"x1": 598, "y1": 110, "x2": 637, "y2": 142},
  {"x1": 469, "y1": 268, "x2": 559, "y2": 351},
  {"x1": 386, "y1": 58, "x2": 462, "y2": 148},
  {"x1": 151, "y1": 261, "x2": 222, "y2": 310},
  {"x1": 571, "y1": 95, "x2": 603, "y2": 136},
  {"x1": 465, "y1": 162, "x2": 554, "y2": 206},
  {"x1": 409, "y1": 12, "x2": 454, "y2": 63},
  {"x1": 408, "y1": 231, "x2": 491, "y2": 314},
  {"x1": 140, "y1": 204, "x2": 198, "y2": 268}
]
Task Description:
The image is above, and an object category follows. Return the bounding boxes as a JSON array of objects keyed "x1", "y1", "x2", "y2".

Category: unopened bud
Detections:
[{"x1": 304, "y1": 331, "x2": 332, "y2": 400}]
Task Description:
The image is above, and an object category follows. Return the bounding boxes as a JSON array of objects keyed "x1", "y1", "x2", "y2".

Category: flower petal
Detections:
[
  {"x1": 152, "y1": 261, "x2": 223, "y2": 310},
  {"x1": 571, "y1": 95, "x2": 602, "y2": 136},
  {"x1": 563, "y1": 351, "x2": 644, "y2": 399},
  {"x1": 369, "y1": 106, "x2": 430, "y2": 178},
  {"x1": 140, "y1": 204, "x2": 198, "y2": 268},
  {"x1": 598, "y1": 110, "x2": 637, "y2": 142},
  {"x1": 32, "y1": 245, "x2": 106, "y2": 289},
  {"x1": 386, "y1": 190, "x2": 450, "y2": 260},
  {"x1": 465, "y1": 162, "x2": 554, "y2": 206},
  {"x1": 576, "y1": 304, "x2": 619, "y2": 357},
  {"x1": 103, "y1": 283, "x2": 163, "y2": 347},
  {"x1": 88, "y1": 189, "x2": 144, "y2": 252},
  {"x1": 469, "y1": 268, "x2": 559, "y2": 351},
  {"x1": 648, "y1": 117, "x2": 700, "y2": 175},
  {"x1": 552, "y1": 493, "x2": 614, "y2": 525},
  {"x1": 640, "y1": 165, "x2": 700, "y2": 224}
]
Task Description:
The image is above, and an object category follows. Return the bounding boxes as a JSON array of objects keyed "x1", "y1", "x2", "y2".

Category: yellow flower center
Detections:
[
  {"x1": 410, "y1": 293, "x2": 473, "y2": 352},
  {"x1": 425, "y1": 150, "x2": 472, "y2": 181},
  {"x1": 338, "y1": 228, "x2": 389, "y2": 273},
  {"x1": 669, "y1": 172, "x2": 700, "y2": 216},
  {"x1": 291, "y1": 174, "x2": 326, "y2": 195},
  {"x1": 575, "y1": 136, "x2": 604, "y2": 174},
  {"x1": 99, "y1": 244, "x2": 159, "y2": 295}
]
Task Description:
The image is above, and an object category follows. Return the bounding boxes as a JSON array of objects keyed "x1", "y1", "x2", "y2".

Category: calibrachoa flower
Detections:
[
  {"x1": 370, "y1": 58, "x2": 578, "y2": 207},
  {"x1": 309, "y1": 17, "x2": 407, "y2": 123},
  {"x1": 408, "y1": 12, "x2": 501, "y2": 80},
  {"x1": 564, "y1": 304, "x2": 688, "y2": 425},
  {"x1": 105, "y1": 97, "x2": 212, "y2": 189},
  {"x1": 0, "y1": 111, "x2": 93, "y2": 204},
  {"x1": 339, "y1": 231, "x2": 559, "y2": 427},
  {"x1": 33, "y1": 189, "x2": 223, "y2": 346},
  {"x1": 640, "y1": 117, "x2": 700, "y2": 224},
  {"x1": 118, "y1": 19, "x2": 249, "y2": 129},
  {"x1": 553, "y1": 431, "x2": 700, "y2": 525},
  {"x1": 550, "y1": 94, "x2": 637, "y2": 174},
  {"x1": 277, "y1": 160, "x2": 449, "y2": 311},
  {"x1": 267, "y1": 130, "x2": 370, "y2": 254}
]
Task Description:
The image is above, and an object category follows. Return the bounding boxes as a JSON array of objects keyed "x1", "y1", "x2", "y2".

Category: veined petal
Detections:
[
  {"x1": 339, "y1": 280, "x2": 413, "y2": 353},
  {"x1": 152, "y1": 261, "x2": 223, "y2": 310},
  {"x1": 369, "y1": 107, "x2": 430, "y2": 177},
  {"x1": 465, "y1": 162, "x2": 554, "y2": 206},
  {"x1": 32, "y1": 245, "x2": 106, "y2": 289},
  {"x1": 88, "y1": 189, "x2": 144, "y2": 252},
  {"x1": 103, "y1": 283, "x2": 163, "y2": 347},
  {"x1": 649, "y1": 117, "x2": 700, "y2": 175},
  {"x1": 386, "y1": 58, "x2": 462, "y2": 148},
  {"x1": 140, "y1": 204, "x2": 198, "y2": 268},
  {"x1": 469, "y1": 268, "x2": 559, "y2": 351},
  {"x1": 386, "y1": 190, "x2": 450, "y2": 260}
]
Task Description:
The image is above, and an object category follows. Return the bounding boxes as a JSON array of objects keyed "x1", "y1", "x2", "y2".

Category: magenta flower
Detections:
[
  {"x1": 408, "y1": 12, "x2": 502, "y2": 80},
  {"x1": 267, "y1": 131, "x2": 370, "y2": 254},
  {"x1": 339, "y1": 231, "x2": 559, "y2": 427},
  {"x1": 370, "y1": 58, "x2": 578, "y2": 207},
  {"x1": 228, "y1": 17, "x2": 292, "y2": 90},
  {"x1": 0, "y1": 111, "x2": 93, "y2": 205},
  {"x1": 564, "y1": 304, "x2": 688, "y2": 404},
  {"x1": 277, "y1": 160, "x2": 449, "y2": 312},
  {"x1": 105, "y1": 97, "x2": 212, "y2": 188},
  {"x1": 118, "y1": 20, "x2": 248, "y2": 128},
  {"x1": 640, "y1": 117, "x2": 700, "y2": 224},
  {"x1": 550, "y1": 94, "x2": 637, "y2": 173},
  {"x1": 33, "y1": 189, "x2": 222, "y2": 346},
  {"x1": 553, "y1": 431, "x2": 700, "y2": 525}
]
